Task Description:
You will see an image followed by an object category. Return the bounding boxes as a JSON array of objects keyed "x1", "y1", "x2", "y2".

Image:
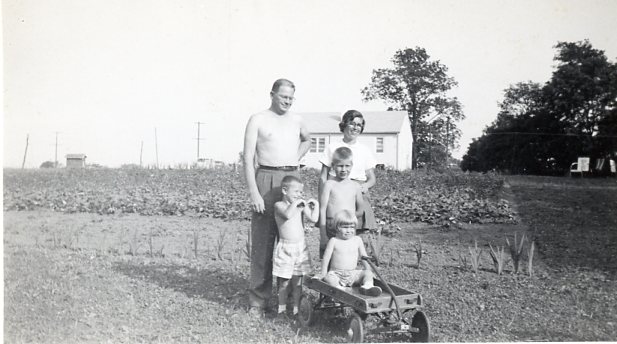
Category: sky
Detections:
[{"x1": 3, "y1": 0, "x2": 617, "y2": 168}]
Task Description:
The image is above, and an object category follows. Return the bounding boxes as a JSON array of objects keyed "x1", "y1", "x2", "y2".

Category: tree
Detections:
[
  {"x1": 40, "y1": 161, "x2": 56, "y2": 168},
  {"x1": 462, "y1": 40, "x2": 617, "y2": 175},
  {"x1": 362, "y1": 47, "x2": 465, "y2": 169}
]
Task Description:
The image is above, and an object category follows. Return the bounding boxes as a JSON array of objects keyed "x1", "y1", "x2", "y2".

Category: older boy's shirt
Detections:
[{"x1": 319, "y1": 138, "x2": 377, "y2": 181}]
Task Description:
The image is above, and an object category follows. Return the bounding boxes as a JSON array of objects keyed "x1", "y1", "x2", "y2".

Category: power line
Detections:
[{"x1": 485, "y1": 131, "x2": 617, "y2": 138}]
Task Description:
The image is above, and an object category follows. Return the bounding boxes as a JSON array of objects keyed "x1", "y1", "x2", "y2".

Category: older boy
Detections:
[
  {"x1": 273, "y1": 175, "x2": 319, "y2": 316},
  {"x1": 243, "y1": 79, "x2": 311, "y2": 315},
  {"x1": 316, "y1": 210, "x2": 381, "y2": 296},
  {"x1": 319, "y1": 147, "x2": 364, "y2": 257}
]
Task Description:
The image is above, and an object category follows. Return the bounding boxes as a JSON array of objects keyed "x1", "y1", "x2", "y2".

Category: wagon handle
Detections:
[{"x1": 361, "y1": 256, "x2": 402, "y2": 321}]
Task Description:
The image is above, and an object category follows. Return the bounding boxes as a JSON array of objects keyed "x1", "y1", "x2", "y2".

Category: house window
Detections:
[
  {"x1": 318, "y1": 138, "x2": 325, "y2": 152},
  {"x1": 376, "y1": 137, "x2": 384, "y2": 153},
  {"x1": 310, "y1": 138, "x2": 317, "y2": 152},
  {"x1": 311, "y1": 137, "x2": 326, "y2": 153}
]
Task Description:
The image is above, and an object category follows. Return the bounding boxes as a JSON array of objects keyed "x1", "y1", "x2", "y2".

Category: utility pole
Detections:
[
  {"x1": 195, "y1": 121, "x2": 205, "y2": 160},
  {"x1": 22, "y1": 134, "x2": 29, "y2": 169},
  {"x1": 445, "y1": 117, "x2": 450, "y2": 167},
  {"x1": 54, "y1": 132, "x2": 59, "y2": 168},
  {"x1": 140, "y1": 141, "x2": 144, "y2": 167},
  {"x1": 154, "y1": 128, "x2": 159, "y2": 169}
]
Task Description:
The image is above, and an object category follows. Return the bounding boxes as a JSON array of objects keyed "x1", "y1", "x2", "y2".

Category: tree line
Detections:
[{"x1": 461, "y1": 40, "x2": 617, "y2": 175}]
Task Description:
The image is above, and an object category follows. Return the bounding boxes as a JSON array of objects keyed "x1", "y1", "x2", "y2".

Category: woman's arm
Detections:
[{"x1": 360, "y1": 168, "x2": 376, "y2": 193}]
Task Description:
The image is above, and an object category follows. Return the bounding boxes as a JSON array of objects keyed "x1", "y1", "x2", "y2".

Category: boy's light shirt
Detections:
[{"x1": 319, "y1": 138, "x2": 376, "y2": 181}]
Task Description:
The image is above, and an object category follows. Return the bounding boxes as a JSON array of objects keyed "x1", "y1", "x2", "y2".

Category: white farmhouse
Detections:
[{"x1": 300, "y1": 111, "x2": 413, "y2": 170}]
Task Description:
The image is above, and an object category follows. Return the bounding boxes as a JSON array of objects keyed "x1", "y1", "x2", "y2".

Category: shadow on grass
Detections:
[
  {"x1": 510, "y1": 182, "x2": 617, "y2": 278},
  {"x1": 112, "y1": 260, "x2": 248, "y2": 308}
]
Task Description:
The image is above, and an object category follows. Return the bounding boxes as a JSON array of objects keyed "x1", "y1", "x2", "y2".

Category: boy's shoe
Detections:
[{"x1": 359, "y1": 286, "x2": 382, "y2": 297}]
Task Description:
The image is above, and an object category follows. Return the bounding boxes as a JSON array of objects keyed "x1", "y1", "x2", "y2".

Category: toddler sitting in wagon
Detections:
[{"x1": 316, "y1": 210, "x2": 381, "y2": 296}]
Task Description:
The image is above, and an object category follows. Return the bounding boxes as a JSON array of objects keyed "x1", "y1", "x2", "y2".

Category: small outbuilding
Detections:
[
  {"x1": 300, "y1": 111, "x2": 413, "y2": 170},
  {"x1": 65, "y1": 154, "x2": 87, "y2": 168}
]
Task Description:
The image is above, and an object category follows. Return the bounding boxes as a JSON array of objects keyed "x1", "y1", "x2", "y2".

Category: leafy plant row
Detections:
[{"x1": 3, "y1": 168, "x2": 516, "y2": 226}]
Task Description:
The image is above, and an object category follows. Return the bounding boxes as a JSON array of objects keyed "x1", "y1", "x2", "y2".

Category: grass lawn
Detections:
[{"x1": 4, "y1": 174, "x2": 617, "y2": 342}]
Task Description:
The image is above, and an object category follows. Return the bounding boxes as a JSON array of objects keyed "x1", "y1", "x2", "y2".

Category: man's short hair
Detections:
[
  {"x1": 281, "y1": 175, "x2": 302, "y2": 189},
  {"x1": 332, "y1": 147, "x2": 353, "y2": 165},
  {"x1": 272, "y1": 79, "x2": 296, "y2": 93},
  {"x1": 334, "y1": 210, "x2": 358, "y2": 230}
]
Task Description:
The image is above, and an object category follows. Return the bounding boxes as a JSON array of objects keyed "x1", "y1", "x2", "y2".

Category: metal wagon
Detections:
[{"x1": 298, "y1": 257, "x2": 430, "y2": 343}]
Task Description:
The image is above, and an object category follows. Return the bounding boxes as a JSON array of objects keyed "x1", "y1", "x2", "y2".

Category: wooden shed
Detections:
[{"x1": 65, "y1": 154, "x2": 87, "y2": 168}]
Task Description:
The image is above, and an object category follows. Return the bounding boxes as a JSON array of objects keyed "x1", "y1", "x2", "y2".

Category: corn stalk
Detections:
[
  {"x1": 506, "y1": 232, "x2": 526, "y2": 274},
  {"x1": 489, "y1": 243, "x2": 507, "y2": 275},
  {"x1": 414, "y1": 240, "x2": 423, "y2": 268},
  {"x1": 528, "y1": 241, "x2": 535, "y2": 276},
  {"x1": 468, "y1": 240, "x2": 482, "y2": 274}
]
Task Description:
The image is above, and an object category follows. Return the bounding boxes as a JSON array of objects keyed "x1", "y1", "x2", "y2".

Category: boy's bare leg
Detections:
[
  {"x1": 359, "y1": 270, "x2": 382, "y2": 296},
  {"x1": 277, "y1": 277, "x2": 290, "y2": 314},
  {"x1": 291, "y1": 275, "x2": 303, "y2": 315},
  {"x1": 323, "y1": 273, "x2": 340, "y2": 288},
  {"x1": 360, "y1": 270, "x2": 374, "y2": 287}
]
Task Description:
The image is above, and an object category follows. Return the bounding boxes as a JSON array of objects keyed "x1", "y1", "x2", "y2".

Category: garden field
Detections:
[{"x1": 3, "y1": 168, "x2": 617, "y2": 342}]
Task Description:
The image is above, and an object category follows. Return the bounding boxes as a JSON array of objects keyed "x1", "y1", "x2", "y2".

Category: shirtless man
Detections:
[
  {"x1": 319, "y1": 147, "x2": 364, "y2": 257},
  {"x1": 243, "y1": 78, "x2": 311, "y2": 315}
]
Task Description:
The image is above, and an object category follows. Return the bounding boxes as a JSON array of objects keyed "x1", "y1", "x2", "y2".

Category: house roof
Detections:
[
  {"x1": 66, "y1": 154, "x2": 87, "y2": 159},
  {"x1": 300, "y1": 111, "x2": 408, "y2": 134}
]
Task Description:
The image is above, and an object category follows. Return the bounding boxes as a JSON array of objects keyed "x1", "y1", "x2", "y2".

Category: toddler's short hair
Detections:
[
  {"x1": 332, "y1": 147, "x2": 353, "y2": 165},
  {"x1": 334, "y1": 210, "x2": 358, "y2": 230},
  {"x1": 281, "y1": 175, "x2": 302, "y2": 189}
]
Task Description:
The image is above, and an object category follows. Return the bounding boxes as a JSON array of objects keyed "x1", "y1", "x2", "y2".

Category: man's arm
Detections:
[
  {"x1": 318, "y1": 164, "x2": 329, "y2": 200},
  {"x1": 319, "y1": 183, "x2": 332, "y2": 251},
  {"x1": 243, "y1": 114, "x2": 264, "y2": 213},
  {"x1": 297, "y1": 119, "x2": 311, "y2": 160}
]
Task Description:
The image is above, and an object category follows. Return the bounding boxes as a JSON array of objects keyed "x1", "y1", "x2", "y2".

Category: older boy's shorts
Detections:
[
  {"x1": 326, "y1": 269, "x2": 363, "y2": 287},
  {"x1": 272, "y1": 239, "x2": 311, "y2": 279}
]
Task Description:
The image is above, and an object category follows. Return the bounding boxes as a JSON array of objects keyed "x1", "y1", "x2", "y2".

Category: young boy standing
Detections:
[
  {"x1": 319, "y1": 147, "x2": 364, "y2": 257},
  {"x1": 317, "y1": 210, "x2": 382, "y2": 296},
  {"x1": 273, "y1": 175, "x2": 319, "y2": 316}
]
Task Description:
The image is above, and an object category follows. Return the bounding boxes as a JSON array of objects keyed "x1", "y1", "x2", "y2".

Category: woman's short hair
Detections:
[
  {"x1": 334, "y1": 210, "x2": 358, "y2": 230},
  {"x1": 272, "y1": 79, "x2": 296, "y2": 93},
  {"x1": 338, "y1": 110, "x2": 365, "y2": 133}
]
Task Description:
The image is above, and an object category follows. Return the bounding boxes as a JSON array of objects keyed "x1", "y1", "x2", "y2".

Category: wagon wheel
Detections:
[
  {"x1": 297, "y1": 294, "x2": 315, "y2": 328},
  {"x1": 409, "y1": 310, "x2": 430, "y2": 342},
  {"x1": 347, "y1": 312, "x2": 364, "y2": 343}
]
